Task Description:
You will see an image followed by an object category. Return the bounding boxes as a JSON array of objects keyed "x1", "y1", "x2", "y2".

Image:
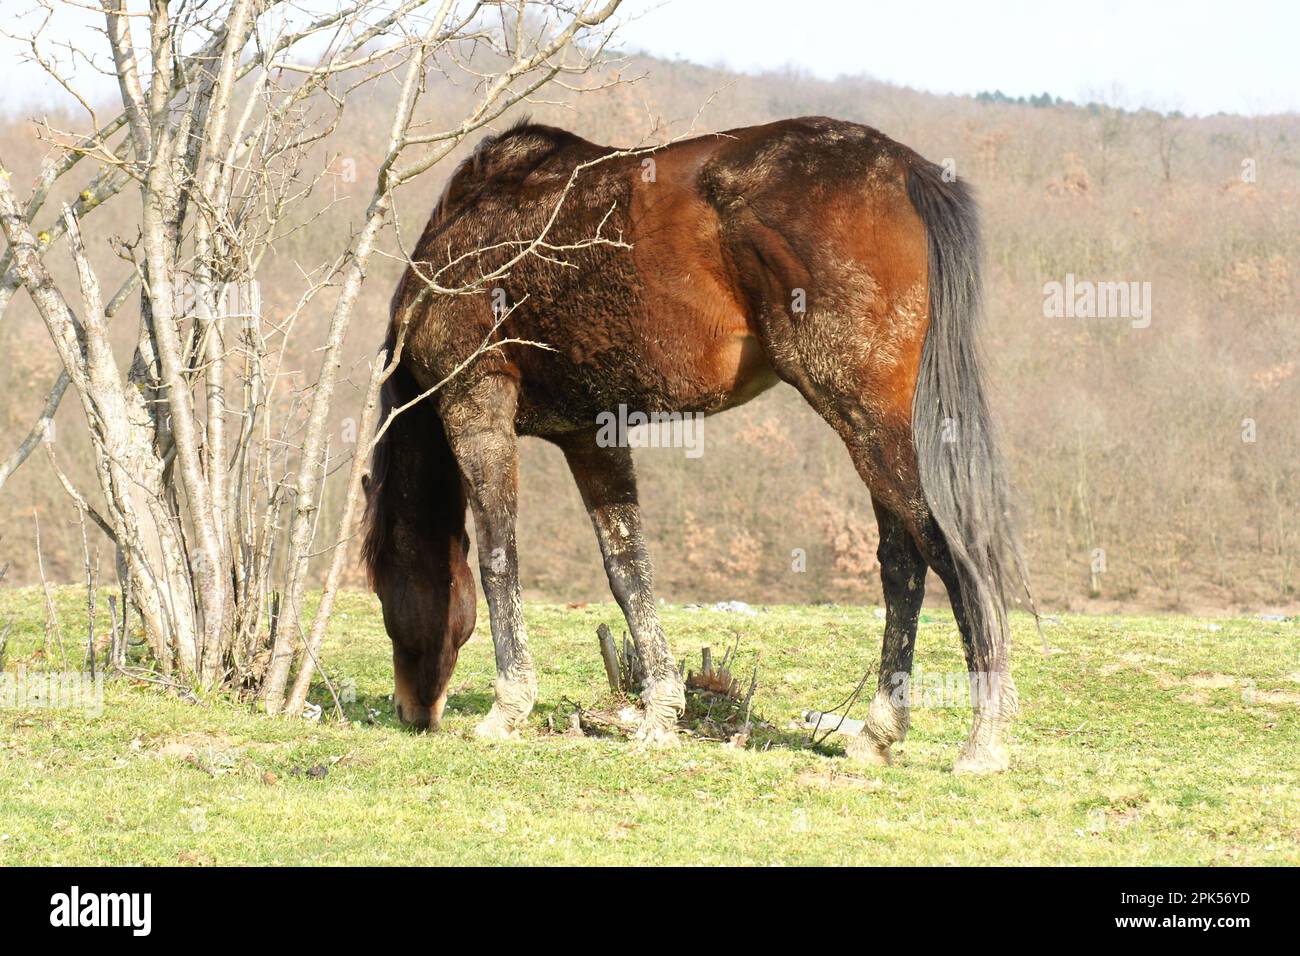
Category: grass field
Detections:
[{"x1": 0, "y1": 587, "x2": 1297, "y2": 865}]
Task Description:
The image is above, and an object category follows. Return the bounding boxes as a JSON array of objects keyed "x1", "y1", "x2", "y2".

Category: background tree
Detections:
[{"x1": 0, "y1": 0, "x2": 623, "y2": 711}]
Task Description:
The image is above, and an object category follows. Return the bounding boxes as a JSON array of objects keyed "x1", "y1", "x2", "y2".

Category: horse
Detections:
[{"x1": 362, "y1": 115, "x2": 1027, "y2": 773}]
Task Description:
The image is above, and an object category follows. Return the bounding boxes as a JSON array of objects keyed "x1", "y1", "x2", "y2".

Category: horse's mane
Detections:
[
  {"x1": 434, "y1": 116, "x2": 583, "y2": 221},
  {"x1": 364, "y1": 119, "x2": 580, "y2": 588}
]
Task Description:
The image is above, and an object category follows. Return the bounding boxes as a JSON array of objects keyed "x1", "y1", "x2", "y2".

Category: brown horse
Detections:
[{"x1": 363, "y1": 115, "x2": 1026, "y2": 773}]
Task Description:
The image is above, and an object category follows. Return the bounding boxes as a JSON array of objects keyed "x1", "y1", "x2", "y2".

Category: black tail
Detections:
[
  {"x1": 361, "y1": 328, "x2": 466, "y2": 592},
  {"x1": 905, "y1": 159, "x2": 1033, "y2": 672}
]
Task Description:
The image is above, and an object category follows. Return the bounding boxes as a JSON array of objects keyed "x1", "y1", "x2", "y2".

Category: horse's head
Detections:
[
  {"x1": 379, "y1": 546, "x2": 476, "y2": 729},
  {"x1": 362, "y1": 357, "x2": 476, "y2": 731}
]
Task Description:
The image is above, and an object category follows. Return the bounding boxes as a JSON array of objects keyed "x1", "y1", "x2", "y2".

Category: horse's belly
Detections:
[
  {"x1": 706, "y1": 332, "x2": 781, "y2": 412},
  {"x1": 514, "y1": 327, "x2": 778, "y2": 437}
]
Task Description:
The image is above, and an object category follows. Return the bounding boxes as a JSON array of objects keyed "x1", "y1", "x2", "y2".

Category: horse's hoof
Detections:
[
  {"x1": 634, "y1": 723, "x2": 681, "y2": 749},
  {"x1": 953, "y1": 743, "x2": 1010, "y2": 775},
  {"x1": 845, "y1": 734, "x2": 892, "y2": 766},
  {"x1": 474, "y1": 712, "x2": 520, "y2": 740},
  {"x1": 635, "y1": 680, "x2": 684, "y2": 749}
]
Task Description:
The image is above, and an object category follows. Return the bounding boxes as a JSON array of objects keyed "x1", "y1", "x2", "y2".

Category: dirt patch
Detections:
[
  {"x1": 149, "y1": 732, "x2": 241, "y2": 756},
  {"x1": 1249, "y1": 688, "x2": 1300, "y2": 706},
  {"x1": 1096, "y1": 656, "x2": 1178, "y2": 680},
  {"x1": 796, "y1": 767, "x2": 883, "y2": 792},
  {"x1": 1165, "y1": 673, "x2": 1300, "y2": 707},
  {"x1": 156, "y1": 742, "x2": 199, "y2": 760},
  {"x1": 1185, "y1": 672, "x2": 1237, "y2": 689},
  {"x1": 1122, "y1": 652, "x2": 1179, "y2": 666}
]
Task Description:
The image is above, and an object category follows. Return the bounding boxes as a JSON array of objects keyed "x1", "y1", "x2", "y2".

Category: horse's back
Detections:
[{"x1": 398, "y1": 117, "x2": 930, "y2": 435}]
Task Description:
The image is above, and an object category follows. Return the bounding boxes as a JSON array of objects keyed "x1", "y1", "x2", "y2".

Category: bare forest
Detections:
[{"x1": 2, "y1": 39, "x2": 1297, "y2": 616}]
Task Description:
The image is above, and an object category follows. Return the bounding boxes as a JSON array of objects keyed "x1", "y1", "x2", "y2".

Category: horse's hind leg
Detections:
[
  {"x1": 559, "y1": 432, "x2": 685, "y2": 745},
  {"x1": 909, "y1": 522, "x2": 1019, "y2": 774},
  {"x1": 760, "y1": 321, "x2": 1017, "y2": 770},
  {"x1": 441, "y1": 378, "x2": 537, "y2": 738},
  {"x1": 807, "y1": 399, "x2": 1016, "y2": 771},
  {"x1": 845, "y1": 501, "x2": 927, "y2": 765}
]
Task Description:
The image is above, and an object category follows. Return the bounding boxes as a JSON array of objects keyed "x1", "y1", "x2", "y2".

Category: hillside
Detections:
[{"x1": 1, "y1": 51, "x2": 1297, "y2": 611}]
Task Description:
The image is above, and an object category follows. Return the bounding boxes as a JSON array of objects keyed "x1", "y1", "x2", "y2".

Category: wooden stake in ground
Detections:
[
  {"x1": 596, "y1": 623, "x2": 646, "y2": 695},
  {"x1": 597, "y1": 623, "x2": 622, "y2": 694}
]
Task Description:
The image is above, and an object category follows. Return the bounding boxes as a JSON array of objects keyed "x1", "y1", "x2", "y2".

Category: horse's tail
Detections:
[
  {"x1": 361, "y1": 327, "x2": 466, "y2": 593},
  {"x1": 905, "y1": 159, "x2": 1034, "y2": 672}
]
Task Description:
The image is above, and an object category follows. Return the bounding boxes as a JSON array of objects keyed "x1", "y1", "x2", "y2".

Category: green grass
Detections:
[{"x1": 1, "y1": 587, "x2": 1297, "y2": 865}]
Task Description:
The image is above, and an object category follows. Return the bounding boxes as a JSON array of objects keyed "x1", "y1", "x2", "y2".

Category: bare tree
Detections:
[
  {"x1": 0, "y1": 0, "x2": 624, "y2": 714},
  {"x1": 1147, "y1": 107, "x2": 1183, "y2": 184}
]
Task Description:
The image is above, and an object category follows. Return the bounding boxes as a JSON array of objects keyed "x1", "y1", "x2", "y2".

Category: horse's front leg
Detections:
[
  {"x1": 560, "y1": 433, "x2": 685, "y2": 746},
  {"x1": 443, "y1": 379, "x2": 536, "y2": 738}
]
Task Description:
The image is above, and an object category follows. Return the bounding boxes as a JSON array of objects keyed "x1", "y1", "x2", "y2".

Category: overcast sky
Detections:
[
  {"x1": 615, "y1": 0, "x2": 1297, "y2": 116},
  {"x1": 2, "y1": 0, "x2": 1295, "y2": 117}
]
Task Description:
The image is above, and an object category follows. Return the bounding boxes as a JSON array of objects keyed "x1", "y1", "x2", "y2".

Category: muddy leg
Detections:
[
  {"x1": 846, "y1": 502, "x2": 927, "y2": 766},
  {"x1": 800, "y1": 402, "x2": 1016, "y2": 773},
  {"x1": 915, "y1": 523, "x2": 1018, "y2": 774},
  {"x1": 561, "y1": 433, "x2": 684, "y2": 746},
  {"x1": 443, "y1": 380, "x2": 536, "y2": 739}
]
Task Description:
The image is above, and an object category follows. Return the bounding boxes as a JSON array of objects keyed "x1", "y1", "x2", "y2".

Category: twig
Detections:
[{"x1": 33, "y1": 509, "x2": 66, "y2": 665}]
